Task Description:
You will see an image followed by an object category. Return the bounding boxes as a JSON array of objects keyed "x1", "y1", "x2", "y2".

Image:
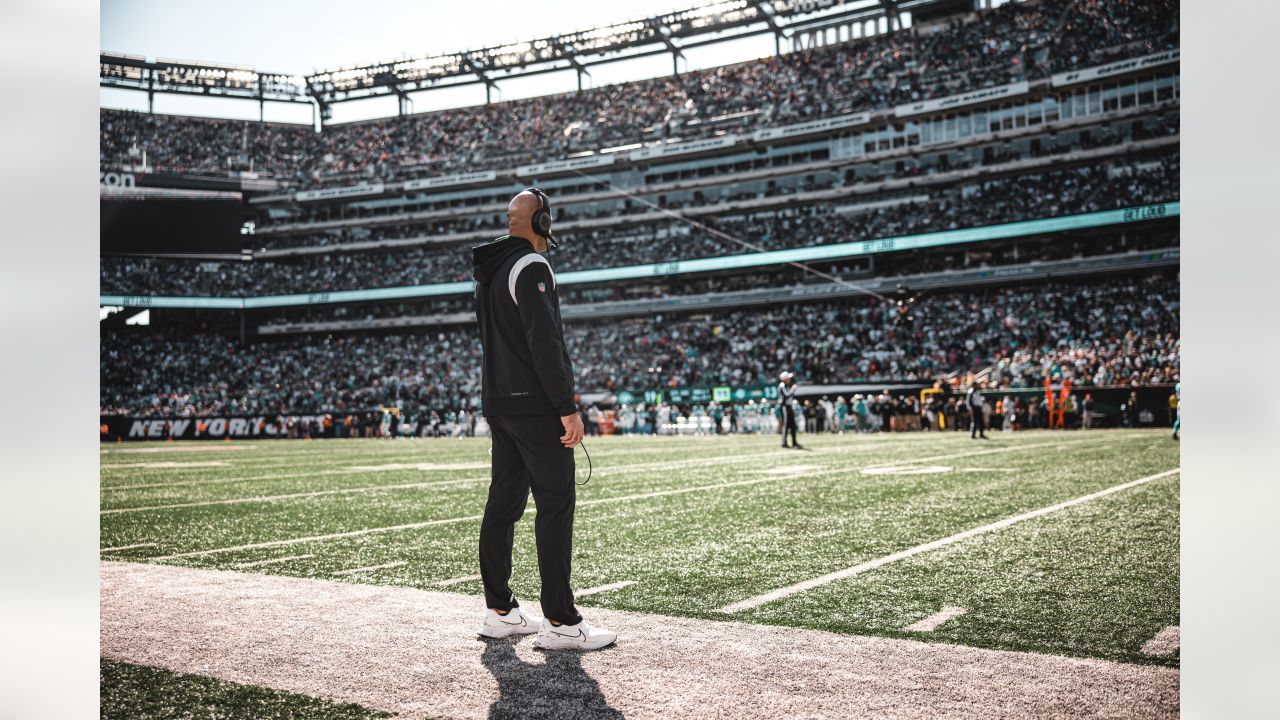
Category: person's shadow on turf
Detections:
[{"x1": 480, "y1": 636, "x2": 625, "y2": 720}]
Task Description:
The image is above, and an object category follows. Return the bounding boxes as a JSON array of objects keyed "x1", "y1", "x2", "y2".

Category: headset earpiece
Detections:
[{"x1": 526, "y1": 187, "x2": 556, "y2": 248}]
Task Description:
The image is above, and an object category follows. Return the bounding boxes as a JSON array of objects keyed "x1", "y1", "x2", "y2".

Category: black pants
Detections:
[
  {"x1": 782, "y1": 408, "x2": 799, "y2": 447},
  {"x1": 479, "y1": 415, "x2": 582, "y2": 626},
  {"x1": 970, "y1": 408, "x2": 986, "y2": 437}
]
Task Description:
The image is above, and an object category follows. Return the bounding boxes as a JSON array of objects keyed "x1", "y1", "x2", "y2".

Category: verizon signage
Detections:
[
  {"x1": 295, "y1": 183, "x2": 384, "y2": 202},
  {"x1": 403, "y1": 170, "x2": 497, "y2": 191},
  {"x1": 628, "y1": 135, "x2": 739, "y2": 162},
  {"x1": 100, "y1": 171, "x2": 137, "y2": 188},
  {"x1": 1051, "y1": 49, "x2": 1180, "y2": 87},
  {"x1": 894, "y1": 81, "x2": 1030, "y2": 118},
  {"x1": 752, "y1": 113, "x2": 871, "y2": 142},
  {"x1": 516, "y1": 155, "x2": 615, "y2": 177}
]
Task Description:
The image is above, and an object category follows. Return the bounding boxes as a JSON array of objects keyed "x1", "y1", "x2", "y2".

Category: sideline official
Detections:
[{"x1": 470, "y1": 188, "x2": 616, "y2": 651}]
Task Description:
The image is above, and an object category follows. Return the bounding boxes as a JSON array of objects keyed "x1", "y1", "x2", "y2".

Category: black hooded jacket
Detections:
[{"x1": 471, "y1": 235, "x2": 577, "y2": 417}]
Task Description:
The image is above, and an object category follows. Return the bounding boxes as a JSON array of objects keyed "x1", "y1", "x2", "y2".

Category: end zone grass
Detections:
[{"x1": 101, "y1": 429, "x2": 1178, "y2": 669}]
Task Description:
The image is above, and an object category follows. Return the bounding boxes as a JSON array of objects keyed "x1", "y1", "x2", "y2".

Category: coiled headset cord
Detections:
[{"x1": 576, "y1": 440, "x2": 593, "y2": 485}]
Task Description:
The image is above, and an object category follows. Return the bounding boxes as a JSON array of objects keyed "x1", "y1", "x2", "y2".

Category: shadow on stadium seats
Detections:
[{"x1": 481, "y1": 636, "x2": 625, "y2": 719}]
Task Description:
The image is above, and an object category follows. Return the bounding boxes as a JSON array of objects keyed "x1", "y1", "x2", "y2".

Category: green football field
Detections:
[{"x1": 101, "y1": 429, "x2": 1179, "y2": 716}]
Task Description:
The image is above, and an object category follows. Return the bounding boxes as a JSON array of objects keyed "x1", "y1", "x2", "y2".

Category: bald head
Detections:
[{"x1": 508, "y1": 190, "x2": 546, "y2": 251}]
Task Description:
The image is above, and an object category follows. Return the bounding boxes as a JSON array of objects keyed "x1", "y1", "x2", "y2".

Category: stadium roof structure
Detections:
[{"x1": 100, "y1": 0, "x2": 951, "y2": 123}]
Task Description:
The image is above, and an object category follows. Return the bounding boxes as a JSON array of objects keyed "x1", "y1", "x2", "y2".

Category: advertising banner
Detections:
[
  {"x1": 894, "y1": 81, "x2": 1030, "y2": 117},
  {"x1": 1051, "y1": 50, "x2": 1179, "y2": 87}
]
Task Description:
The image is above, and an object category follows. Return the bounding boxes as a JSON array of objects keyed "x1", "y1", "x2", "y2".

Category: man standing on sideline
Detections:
[
  {"x1": 779, "y1": 371, "x2": 801, "y2": 448},
  {"x1": 967, "y1": 381, "x2": 988, "y2": 439},
  {"x1": 471, "y1": 188, "x2": 616, "y2": 651}
]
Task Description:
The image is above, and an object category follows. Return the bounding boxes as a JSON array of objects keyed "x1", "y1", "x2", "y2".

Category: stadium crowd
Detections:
[
  {"x1": 254, "y1": 109, "x2": 1179, "y2": 247},
  {"x1": 99, "y1": 0, "x2": 1176, "y2": 185},
  {"x1": 100, "y1": 150, "x2": 1178, "y2": 297},
  {"x1": 244, "y1": 227, "x2": 1178, "y2": 327},
  {"x1": 100, "y1": 274, "x2": 1178, "y2": 417}
]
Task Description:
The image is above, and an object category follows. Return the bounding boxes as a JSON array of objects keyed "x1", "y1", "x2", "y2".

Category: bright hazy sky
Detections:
[{"x1": 100, "y1": 0, "x2": 804, "y2": 125}]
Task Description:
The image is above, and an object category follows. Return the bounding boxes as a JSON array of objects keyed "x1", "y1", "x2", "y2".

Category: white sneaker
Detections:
[
  {"x1": 478, "y1": 607, "x2": 542, "y2": 638},
  {"x1": 532, "y1": 618, "x2": 617, "y2": 651}
]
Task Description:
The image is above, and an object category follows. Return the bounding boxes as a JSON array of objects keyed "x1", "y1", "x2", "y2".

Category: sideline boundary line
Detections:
[
  {"x1": 102, "y1": 436, "x2": 954, "y2": 508},
  {"x1": 716, "y1": 468, "x2": 1180, "y2": 613}
]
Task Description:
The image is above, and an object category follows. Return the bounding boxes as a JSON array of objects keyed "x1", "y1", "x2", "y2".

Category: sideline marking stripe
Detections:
[
  {"x1": 111, "y1": 434, "x2": 1112, "y2": 510},
  {"x1": 576, "y1": 580, "x2": 637, "y2": 597},
  {"x1": 903, "y1": 606, "x2": 968, "y2": 632},
  {"x1": 147, "y1": 438, "x2": 1111, "y2": 561},
  {"x1": 101, "y1": 435, "x2": 983, "y2": 493},
  {"x1": 100, "y1": 445, "x2": 794, "y2": 493},
  {"x1": 437, "y1": 574, "x2": 482, "y2": 587},
  {"x1": 103, "y1": 461, "x2": 230, "y2": 469},
  {"x1": 101, "y1": 476, "x2": 490, "y2": 515},
  {"x1": 1142, "y1": 625, "x2": 1180, "y2": 657},
  {"x1": 235, "y1": 554, "x2": 315, "y2": 569},
  {"x1": 332, "y1": 561, "x2": 407, "y2": 576},
  {"x1": 101, "y1": 542, "x2": 157, "y2": 552},
  {"x1": 716, "y1": 468, "x2": 1181, "y2": 613}
]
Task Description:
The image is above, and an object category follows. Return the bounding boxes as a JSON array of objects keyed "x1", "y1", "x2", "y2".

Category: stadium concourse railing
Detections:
[{"x1": 99, "y1": 201, "x2": 1180, "y2": 311}]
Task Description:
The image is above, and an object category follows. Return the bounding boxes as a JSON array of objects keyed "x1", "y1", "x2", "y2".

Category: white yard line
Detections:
[
  {"x1": 105, "y1": 435, "x2": 1104, "y2": 509},
  {"x1": 102, "y1": 461, "x2": 231, "y2": 469},
  {"x1": 1141, "y1": 625, "x2": 1180, "y2": 657},
  {"x1": 148, "y1": 439, "x2": 1111, "y2": 562},
  {"x1": 102, "y1": 468, "x2": 366, "y2": 493},
  {"x1": 100, "y1": 542, "x2": 157, "y2": 552},
  {"x1": 99, "y1": 447, "x2": 789, "y2": 493},
  {"x1": 437, "y1": 573, "x2": 483, "y2": 587},
  {"x1": 101, "y1": 445, "x2": 257, "y2": 454},
  {"x1": 234, "y1": 554, "x2": 315, "y2": 569},
  {"x1": 575, "y1": 580, "x2": 637, "y2": 597},
  {"x1": 716, "y1": 468, "x2": 1180, "y2": 613},
  {"x1": 904, "y1": 607, "x2": 968, "y2": 632},
  {"x1": 101, "y1": 476, "x2": 491, "y2": 515},
  {"x1": 332, "y1": 561, "x2": 407, "y2": 577}
]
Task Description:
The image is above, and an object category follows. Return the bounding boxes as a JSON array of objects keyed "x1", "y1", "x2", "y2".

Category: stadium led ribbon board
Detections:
[{"x1": 99, "y1": 202, "x2": 1179, "y2": 309}]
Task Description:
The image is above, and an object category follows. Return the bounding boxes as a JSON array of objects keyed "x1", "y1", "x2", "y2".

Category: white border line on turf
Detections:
[
  {"x1": 437, "y1": 573, "x2": 482, "y2": 587},
  {"x1": 100, "y1": 476, "x2": 490, "y2": 515},
  {"x1": 100, "y1": 542, "x2": 157, "y2": 552},
  {"x1": 716, "y1": 468, "x2": 1181, "y2": 613},
  {"x1": 100, "y1": 436, "x2": 956, "y2": 493},
  {"x1": 1141, "y1": 625, "x2": 1180, "y2": 657},
  {"x1": 332, "y1": 561, "x2": 407, "y2": 576},
  {"x1": 576, "y1": 580, "x2": 637, "y2": 597},
  {"x1": 903, "y1": 606, "x2": 968, "y2": 632},
  {"x1": 147, "y1": 438, "x2": 1113, "y2": 561},
  {"x1": 234, "y1": 554, "x2": 315, "y2": 569}
]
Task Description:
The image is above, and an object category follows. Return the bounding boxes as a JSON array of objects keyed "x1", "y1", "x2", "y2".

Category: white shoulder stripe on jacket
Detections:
[{"x1": 508, "y1": 253, "x2": 555, "y2": 305}]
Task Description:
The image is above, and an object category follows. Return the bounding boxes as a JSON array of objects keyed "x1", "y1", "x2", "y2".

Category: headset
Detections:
[{"x1": 525, "y1": 187, "x2": 557, "y2": 249}]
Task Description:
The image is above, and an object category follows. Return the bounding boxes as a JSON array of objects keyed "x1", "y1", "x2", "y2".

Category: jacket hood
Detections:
[{"x1": 472, "y1": 235, "x2": 535, "y2": 285}]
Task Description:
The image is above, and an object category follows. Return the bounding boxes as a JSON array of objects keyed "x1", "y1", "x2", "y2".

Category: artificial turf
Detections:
[
  {"x1": 100, "y1": 659, "x2": 393, "y2": 720},
  {"x1": 101, "y1": 429, "x2": 1179, "y2": 669}
]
